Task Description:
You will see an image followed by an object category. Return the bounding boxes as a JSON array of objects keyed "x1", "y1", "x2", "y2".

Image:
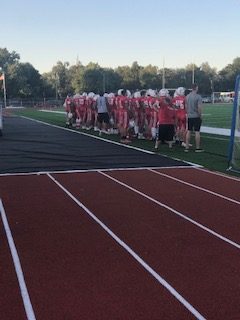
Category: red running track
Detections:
[{"x1": 0, "y1": 167, "x2": 240, "y2": 319}]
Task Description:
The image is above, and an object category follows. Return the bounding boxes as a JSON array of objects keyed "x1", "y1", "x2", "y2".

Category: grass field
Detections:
[
  {"x1": 8, "y1": 104, "x2": 240, "y2": 177},
  {"x1": 202, "y1": 103, "x2": 233, "y2": 128}
]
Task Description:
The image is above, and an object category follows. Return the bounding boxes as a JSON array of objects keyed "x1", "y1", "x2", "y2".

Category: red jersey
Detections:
[
  {"x1": 158, "y1": 99, "x2": 176, "y2": 125},
  {"x1": 65, "y1": 97, "x2": 72, "y2": 112},
  {"x1": 172, "y1": 95, "x2": 186, "y2": 121},
  {"x1": 172, "y1": 96, "x2": 185, "y2": 110},
  {"x1": 86, "y1": 97, "x2": 94, "y2": 110},
  {"x1": 117, "y1": 108, "x2": 129, "y2": 129}
]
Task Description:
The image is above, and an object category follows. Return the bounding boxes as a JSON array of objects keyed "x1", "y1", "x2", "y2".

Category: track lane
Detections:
[
  {"x1": 106, "y1": 169, "x2": 240, "y2": 244},
  {"x1": 0, "y1": 174, "x2": 195, "y2": 320},
  {"x1": 53, "y1": 171, "x2": 240, "y2": 320},
  {"x1": 0, "y1": 215, "x2": 27, "y2": 320},
  {"x1": 157, "y1": 167, "x2": 240, "y2": 202}
]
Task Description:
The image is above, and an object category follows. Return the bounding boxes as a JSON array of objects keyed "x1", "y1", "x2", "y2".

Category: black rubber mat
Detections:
[{"x1": 0, "y1": 116, "x2": 190, "y2": 174}]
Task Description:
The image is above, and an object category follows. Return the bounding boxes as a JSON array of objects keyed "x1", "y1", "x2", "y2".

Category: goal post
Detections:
[{"x1": 228, "y1": 74, "x2": 240, "y2": 172}]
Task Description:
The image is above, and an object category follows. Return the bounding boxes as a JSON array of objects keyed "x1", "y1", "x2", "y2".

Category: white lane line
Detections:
[
  {"x1": 148, "y1": 169, "x2": 240, "y2": 206},
  {"x1": 99, "y1": 171, "x2": 240, "y2": 250},
  {"x1": 47, "y1": 173, "x2": 206, "y2": 320},
  {"x1": 0, "y1": 165, "x2": 195, "y2": 177},
  {"x1": 0, "y1": 199, "x2": 36, "y2": 320},
  {"x1": 196, "y1": 167, "x2": 240, "y2": 182}
]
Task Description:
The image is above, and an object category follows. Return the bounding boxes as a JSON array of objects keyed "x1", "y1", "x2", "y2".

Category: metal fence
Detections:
[{"x1": 0, "y1": 98, "x2": 65, "y2": 108}]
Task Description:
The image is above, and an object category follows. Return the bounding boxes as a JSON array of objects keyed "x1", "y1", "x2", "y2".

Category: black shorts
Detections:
[
  {"x1": 157, "y1": 124, "x2": 175, "y2": 141},
  {"x1": 97, "y1": 113, "x2": 110, "y2": 124},
  {"x1": 187, "y1": 117, "x2": 202, "y2": 132}
]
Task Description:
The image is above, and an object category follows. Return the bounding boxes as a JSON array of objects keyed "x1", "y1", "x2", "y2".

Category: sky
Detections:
[{"x1": 1, "y1": 0, "x2": 240, "y2": 74}]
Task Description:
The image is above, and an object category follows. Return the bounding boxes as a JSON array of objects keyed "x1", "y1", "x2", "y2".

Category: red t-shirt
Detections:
[{"x1": 158, "y1": 100, "x2": 176, "y2": 125}]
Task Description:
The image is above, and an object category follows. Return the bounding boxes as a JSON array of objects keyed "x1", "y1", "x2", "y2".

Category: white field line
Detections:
[
  {"x1": 0, "y1": 199, "x2": 36, "y2": 320},
  {"x1": 46, "y1": 173, "x2": 206, "y2": 320},
  {"x1": 39, "y1": 110, "x2": 65, "y2": 114},
  {"x1": 20, "y1": 116, "x2": 199, "y2": 167},
  {"x1": 20, "y1": 116, "x2": 155, "y2": 155},
  {"x1": 99, "y1": 171, "x2": 240, "y2": 250},
  {"x1": 201, "y1": 126, "x2": 230, "y2": 136},
  {"x1": 148, "y1": 169, "x2": 240, "y2": 206}
]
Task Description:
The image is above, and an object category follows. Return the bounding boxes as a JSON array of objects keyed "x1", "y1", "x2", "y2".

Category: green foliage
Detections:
[
  {"x1": 0, "y1": 48, "x2": 20, "y2": 71},
  {"x1": 1, "y1": 46, "x2": 240, "y2": 99}
]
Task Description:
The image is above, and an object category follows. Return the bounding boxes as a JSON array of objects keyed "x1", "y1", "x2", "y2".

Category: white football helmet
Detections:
[
  {"x1": 176, "y1": 87, "x2": 185, "y2": 96},
  {"x1": 159, "y1": 88, "x2": 169, "y2": 97},
  {"x1": 126, "y1": 90, "x2": 131, "y2": 97},
  {"x1": 73, "y1": 93, "x2": 81, "y2": 98},
  {"x1": 93, "y1": 94, "x2": 99, "y2": 101},
  {"x1": 117, "y1": 89, "x2": 124, "y2": 96},
  {"x1": 146, "y1": 89, "x2": 156, "y2": 97},
  {"x1": 108, "y1": 92, "x2": 115, "y2": 98},
  {"x1": 88, "y1": 92, "x2": 95, "y2": 98},
  {"x1": 133, "y1": 91, "x2": 141, "y2": 98}
]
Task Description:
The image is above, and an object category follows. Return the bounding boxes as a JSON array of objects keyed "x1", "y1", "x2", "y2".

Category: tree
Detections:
[
  {"x1": 69, "y1": 62, "x2": 84, "y2": 94},
  {"x1": 0, "y1": 48, "x2": 20, "y2": 71},
  {"x1": 139, "y1": 65, "x2": 159, "y2": 89},
  {"x1": 43, "y1": 61, "x2": 72, "y2": 98},
  {"x1": 5, "y1": 62, "x2": 43, "y2": 98},
  {"x1": 102, "y1": 68, "x2": 121, "y2": 93},
  {"x1": 218, "y1": 57, "x2": 240, "y2": 91},
  {"x1": 116, "y1": 62, "x2": 142, "y2": 90},
  {"x1": 81, "y1": 68, "x2": 102, "y2": 93}
]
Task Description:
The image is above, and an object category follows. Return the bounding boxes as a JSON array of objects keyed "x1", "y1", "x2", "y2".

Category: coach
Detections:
[{"x1": 185, "y1": 83, "x2": 204, "y2": 152}]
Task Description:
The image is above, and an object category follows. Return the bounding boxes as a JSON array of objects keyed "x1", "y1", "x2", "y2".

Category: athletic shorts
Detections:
[
  {"x1": 187, "y1": 117, "x2": 202, "y2": 132},
  {"x1": 98, "y1": 112, "x2": 110, "y2": 124},
  {"x1": 157, "y1": 124, "x2": 175, "y2": 141}
]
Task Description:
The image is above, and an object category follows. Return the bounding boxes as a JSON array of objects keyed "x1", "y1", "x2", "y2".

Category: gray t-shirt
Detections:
[
  {"x1": 186, "y1": 92, "x2": 202, "y2": 118},
  {"x1": 97, "y1": 96, "x2": 108, "y2": 113}
]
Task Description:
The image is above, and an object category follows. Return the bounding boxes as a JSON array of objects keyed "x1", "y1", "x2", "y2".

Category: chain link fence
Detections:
[{"x1": 0, "y1": 98, "x2": 65, "y2": 108}]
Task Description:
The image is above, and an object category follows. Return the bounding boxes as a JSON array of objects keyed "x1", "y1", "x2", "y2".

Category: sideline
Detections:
[{"x1": 21, "y1": 116, "x2": 199, "y2": 167}]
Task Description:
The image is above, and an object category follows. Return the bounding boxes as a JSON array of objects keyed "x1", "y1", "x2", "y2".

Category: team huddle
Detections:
[{"x1": 64, "y1": 87, "x2": 190, "y2": 148}]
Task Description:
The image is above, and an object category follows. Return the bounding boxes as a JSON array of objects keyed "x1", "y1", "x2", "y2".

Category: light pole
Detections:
[
  {"x1": 102, "y1": 71, "x2": 106, "y2": 93},
  {"x1": 192, "y1": 63, "x2": 195, "y2": 84},
  {"x1": 162, "y1": 58, "x2": 165, "y2": 89},
  {"x1": 55, "y1": 73, "x2": 59, "y2": 100},
  {"x1": 0, "y1": 68, "x2": 7, "y2": 108},
  {"x1": 210, "y1": 78, "x2": 215, "y2": 104}
]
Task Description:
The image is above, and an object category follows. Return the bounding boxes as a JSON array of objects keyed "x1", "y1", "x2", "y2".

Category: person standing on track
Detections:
[{"x1": 185, "y1": 83, "x2": 204, "y2": 152}]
